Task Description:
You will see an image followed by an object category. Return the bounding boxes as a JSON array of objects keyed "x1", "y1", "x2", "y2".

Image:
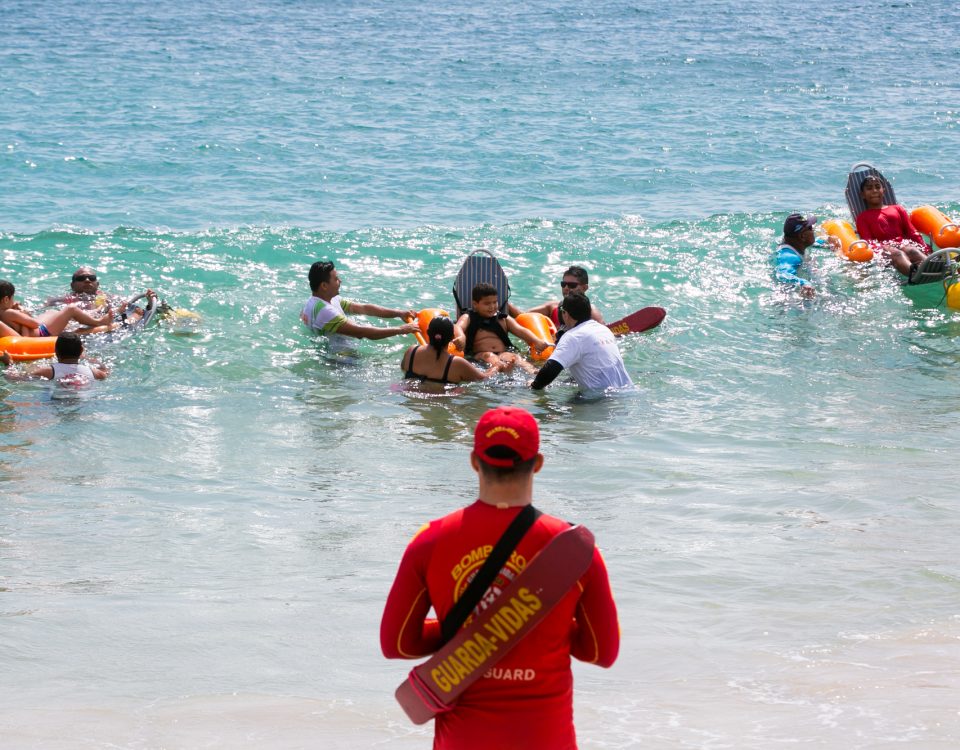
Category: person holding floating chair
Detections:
[
  {"x1": 401, "y1": 315, "x2": 515, "y2": 386},
  {"x1": 531, "y1": 291, "x2": 632, "y2": 394},
  {"x1": 510, "y1": 265, "x2": 605, "y2": 327},
  {"x1": 300, "y1": 260, "x2": 419, "y2": 356},
  {"x1": 773, "y1": 213, "x2": 819, "y2": 298}
]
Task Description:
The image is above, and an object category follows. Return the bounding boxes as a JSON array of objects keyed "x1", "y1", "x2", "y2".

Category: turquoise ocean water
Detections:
[{"x1": 2, "y1": 1, "x2": 959, "y2": 747}]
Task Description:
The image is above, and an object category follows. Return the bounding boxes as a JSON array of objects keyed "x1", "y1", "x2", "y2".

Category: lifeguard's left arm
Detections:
[
  {"x1": 380, "y1": 525, "x2": 443, "y2": 659},
  {"x1": 530, "y1": 359, "x2": 564, "y2": 390},
  {"x1": 570, "y1": 547, "x2": 620, "y2": 667}
]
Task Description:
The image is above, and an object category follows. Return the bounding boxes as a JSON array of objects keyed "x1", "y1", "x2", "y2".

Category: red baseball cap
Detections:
[{"x1": 474, "y1": 407, "x2": 540, "y2": 467}]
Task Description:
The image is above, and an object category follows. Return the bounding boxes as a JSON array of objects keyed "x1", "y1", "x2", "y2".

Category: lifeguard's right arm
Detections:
[
  {"x1": 381, "y1": 525, "x2": 443, "y2": 659},
  {"x1": 570, "y1": 548, "x2": 620, "y2": 668}
]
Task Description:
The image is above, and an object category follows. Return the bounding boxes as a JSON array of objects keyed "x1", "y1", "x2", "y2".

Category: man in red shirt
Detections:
[{"x1": 380, "y1": 406, "x2": 620, "y2": 750}]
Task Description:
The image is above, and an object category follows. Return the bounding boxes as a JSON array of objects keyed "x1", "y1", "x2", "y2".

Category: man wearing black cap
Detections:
[
  {"x1": 380, "y1": 406, "x2": 619, "y2": 749},
  {"x1": 774, "y1": 213, "x2": 818, "y2": 298}
]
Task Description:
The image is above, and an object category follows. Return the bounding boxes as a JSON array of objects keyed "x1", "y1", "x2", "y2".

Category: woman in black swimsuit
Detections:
[{"x1": 401, "y1": 316, "x2": 513, "y2": 385}]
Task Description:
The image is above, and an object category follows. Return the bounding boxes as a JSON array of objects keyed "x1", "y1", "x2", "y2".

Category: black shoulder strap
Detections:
[
  {"x1": 440, "y1": 504, "x2": 541, "y2": 645},
  {"x1": 403, "y1": 346, "x2": 418, "y2": 378},
  {"x1": 440, "y1": 354, "x2": 454, "y2": 383}
]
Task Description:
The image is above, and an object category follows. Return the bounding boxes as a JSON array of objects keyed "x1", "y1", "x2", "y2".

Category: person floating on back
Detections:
[
  {"x1": 300, "y1": 260, "x2": 419, "y2": 357},
  {"x1": 1, "y1": 331, "x2": 109, "y2": 385},
  {"x1": 453, "y1": 282, "x2": 549, "y2": 375},
  {"x1": 773, "y1": 214, "x2": 818, "y2": 298},
  {"x1": 0, "y1": 279, "x2": 113, "y2": 339},
  {"x1": 855, "y1": 174, "x2": 929, "y2": 277}
]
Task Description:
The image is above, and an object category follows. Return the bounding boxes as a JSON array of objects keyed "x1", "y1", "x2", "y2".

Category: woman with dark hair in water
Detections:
[{"x1": 400, "y1": 316, "x2": 514, "y2": 385}]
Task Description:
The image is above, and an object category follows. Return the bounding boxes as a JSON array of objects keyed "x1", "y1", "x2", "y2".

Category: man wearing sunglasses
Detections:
[
  {"x1": 511, "y1": 265, "x2": 605, "y2": 332},
  {"x1": 46, "y1": 267, "x2": 157, "y2": 332}
]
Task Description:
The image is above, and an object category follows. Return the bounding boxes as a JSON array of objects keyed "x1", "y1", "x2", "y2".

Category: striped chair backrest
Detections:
[
  {"x1": 452, "y1": 250, "x2": 511, "y2": 318},
  {"x1": 845, "y1": 162, "x2": 898, "y2": 221}
]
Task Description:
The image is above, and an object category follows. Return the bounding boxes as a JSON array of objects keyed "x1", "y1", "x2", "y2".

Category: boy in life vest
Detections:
[{"x1": 453, "y1": 283, "x2": 549, "y2": 375}]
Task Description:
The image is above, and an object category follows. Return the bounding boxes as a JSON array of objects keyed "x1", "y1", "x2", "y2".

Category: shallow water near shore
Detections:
[{"x1": 2, "y1": 0, "x2": 960, "y2": 748}]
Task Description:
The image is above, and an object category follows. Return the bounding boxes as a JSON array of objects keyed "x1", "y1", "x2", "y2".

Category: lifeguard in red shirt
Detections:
[
  {"x1": 855, "y1": 174, "x2": 929, "y2": 277},
  {"x1": 380, "y1": 407, "x2": 620, "y2": 750}
]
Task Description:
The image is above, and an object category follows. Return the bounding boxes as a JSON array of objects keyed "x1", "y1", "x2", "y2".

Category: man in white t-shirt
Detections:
[
  {"x1": 300, "y1": 260, "x2": 418, "y2": 355},
  {"x1": 530, "y1": 291, "x2": 632, "y2": 393}
]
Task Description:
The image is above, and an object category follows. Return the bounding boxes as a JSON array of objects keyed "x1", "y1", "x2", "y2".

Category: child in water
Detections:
[
  {"x1": 0, "y1": 279, "x2": 113, "y2": 338},
  {"x1": 453, "y1": 283, "x2": 549, "y2": 375},
  {"x1": 1, "y1": 331, "x2": 109, "y2": 385},
  {"x1": 855, "y1": 174, "x2": 929, "y2": 277}
]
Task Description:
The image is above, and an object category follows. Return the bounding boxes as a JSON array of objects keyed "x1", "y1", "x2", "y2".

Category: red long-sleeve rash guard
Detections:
[
  {"x1": 381, "y1": 500, "x2": 620, "y2": 750},
  {"x1": 856, "y1": 205, "x2": 928, "y2": 249}
]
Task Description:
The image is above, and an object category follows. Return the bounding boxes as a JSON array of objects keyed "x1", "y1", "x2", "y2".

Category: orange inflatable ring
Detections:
[
  {"x1": 0, "y1": 335, "x2": 58, "y2": 362},
  {"x1": 515, "y1": 312, "x2": 557, "y2": 361},
  {"x1": 407, "y1": 308, "x2": 464, "y2": 357},
  {"x1": 821, "y1": 219, "x2": 873, "y2": 262},
  {"x1": 910, "y1": 205, "x2": 960, "y2": 249}
]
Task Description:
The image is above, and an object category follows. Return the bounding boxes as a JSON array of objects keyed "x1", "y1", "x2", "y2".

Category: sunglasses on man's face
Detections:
[
  {"x1": 560, "y1": 281, "x2": 580, "y2": 289},
  {"x1": 73, "y1": 275, "x2": 97, "y2": 282}
]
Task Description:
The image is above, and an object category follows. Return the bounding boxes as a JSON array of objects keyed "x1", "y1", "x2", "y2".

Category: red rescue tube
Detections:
[
  {"x1": 0, "y1": 335, "x2": 58, "y2": 362},
  {"x1": 910, "y1": 205, "x2": 960, "y2": 249},
  {"x1": 515, "y1": 312, "x2": 556, "y2": 361}
]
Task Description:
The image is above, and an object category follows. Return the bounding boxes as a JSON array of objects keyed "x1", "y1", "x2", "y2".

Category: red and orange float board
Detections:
[
  {"x1": 911, "y1": 205, "x2": 960, "y2": 250},
  {"x1": 607, "y1": 306, "x2": 666, "y2": 336},
  {"x1": 0, "y1": 335, "x2": 57, "y2": 362},
  {"x1": 394, "y1": 524, "x2": 595, "y2": 725}
]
